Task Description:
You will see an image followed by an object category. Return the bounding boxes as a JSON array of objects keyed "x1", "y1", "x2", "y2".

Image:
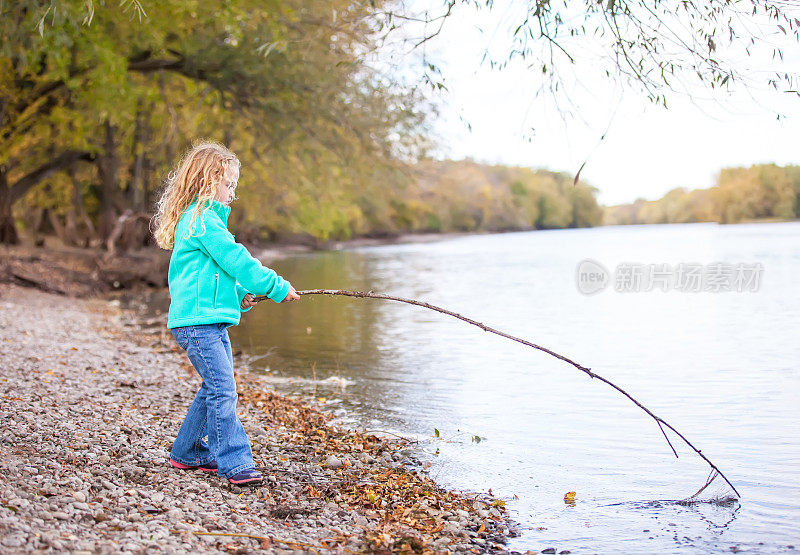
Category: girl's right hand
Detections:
[{"x1": 281, "y1": 286, "x2": 300, "y2": 302}]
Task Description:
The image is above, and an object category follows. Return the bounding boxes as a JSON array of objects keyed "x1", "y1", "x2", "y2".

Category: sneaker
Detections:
[
  {"x1": 227, "y1": 468, "x2": 263, "y2": 486},
  {"x1": 169, "y1": 458, "x2": 218, "y2": 473}
]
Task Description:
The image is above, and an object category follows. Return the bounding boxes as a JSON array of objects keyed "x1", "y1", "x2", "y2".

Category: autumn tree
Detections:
[{"x1": 1, "y1": 0, "x2": 429, "y2": 245}]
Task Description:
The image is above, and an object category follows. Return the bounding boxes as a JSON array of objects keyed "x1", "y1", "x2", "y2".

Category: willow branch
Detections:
[{"x1": 253, "y1": 288, "x2": 740, "y2": 498}]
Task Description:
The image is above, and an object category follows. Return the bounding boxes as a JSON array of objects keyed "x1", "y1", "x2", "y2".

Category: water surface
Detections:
[{"x1": 231, "y1": 222, "x2": 800, "y2": 553}]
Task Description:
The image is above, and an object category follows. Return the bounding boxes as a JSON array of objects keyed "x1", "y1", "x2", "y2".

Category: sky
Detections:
[{"x1": 380, "y1": 2, "x2": 800, "y2": 206}]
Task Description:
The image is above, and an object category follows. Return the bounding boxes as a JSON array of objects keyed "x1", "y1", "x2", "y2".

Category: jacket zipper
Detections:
[{"x1": 213, "y1": 272, "x2": 219, "y2": 308}]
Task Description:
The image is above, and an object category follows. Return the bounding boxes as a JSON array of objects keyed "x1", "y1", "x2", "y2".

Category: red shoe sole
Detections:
[
  {"x1": 170, "y1": 459, "x2": 217, "y2": 473},
  {"x1": 228, "y1": 477, "x2": 263, "y2": 485}
]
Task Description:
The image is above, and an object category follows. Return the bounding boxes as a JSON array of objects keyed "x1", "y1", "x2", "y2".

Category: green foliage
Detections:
[
  {"x1": 604, "y1": 164, "x2": 800, "y2": 226},
  {"x1": 1, "y1": 0, "x2": 429, "y2": 244},
  {"x1": 2, "y1": 2, "x2": 611, "y2": 245}
]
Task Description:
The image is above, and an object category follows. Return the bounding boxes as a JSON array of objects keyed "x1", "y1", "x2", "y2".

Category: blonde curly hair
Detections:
[{"x1": 152, "y1": 141, "x2": 240, "y2": 250}]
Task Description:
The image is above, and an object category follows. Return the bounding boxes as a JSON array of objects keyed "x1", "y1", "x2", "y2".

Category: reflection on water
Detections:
[{"x1": 230, "y1": 222, "x2": 800, "y2": 553}]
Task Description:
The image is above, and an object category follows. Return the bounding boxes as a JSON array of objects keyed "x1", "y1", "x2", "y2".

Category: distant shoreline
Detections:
[
  {"x1": 249, "y1": 230, "x2": 488, "y2": 262},
  {"x1": 2, "y1": 218, "x2": 796, "y2": 296},
  {"x1": 252, "y1": 217, "x2": 799, "y2": 261}
]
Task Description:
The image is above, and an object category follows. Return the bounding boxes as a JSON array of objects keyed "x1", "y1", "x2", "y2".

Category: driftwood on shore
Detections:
[
  {"x1": 95, "y1": 249, "x2": 169, "y2": 289},
  {"x1": 0, "y1": 247, "x2": 169, "y2": 296}
]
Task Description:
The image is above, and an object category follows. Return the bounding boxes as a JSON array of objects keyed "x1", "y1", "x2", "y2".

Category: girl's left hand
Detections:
[{"x1": 241, "y1": 294, "x2": 257, "y2": 310}]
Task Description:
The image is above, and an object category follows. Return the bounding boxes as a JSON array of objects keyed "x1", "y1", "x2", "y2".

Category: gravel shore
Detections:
[{"x1": 0, "y1": 284, "x2": 521, "y2": 553}]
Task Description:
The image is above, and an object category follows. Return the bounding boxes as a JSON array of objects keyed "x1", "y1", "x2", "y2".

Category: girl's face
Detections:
[{"x1": 214, "y1": 164, "x2": 239, "y2": 206}]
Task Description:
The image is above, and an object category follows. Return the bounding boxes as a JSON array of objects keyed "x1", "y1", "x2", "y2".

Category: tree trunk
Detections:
[
  {"x1": 0, "y1": 171, "x2": 19, "y2": 244},
  {"x1": 47, "y1": 208, "x2": 69, "y2": 245},
  {"x1": 69, "y1": 167, "x2": 96, "y2": 247},
  {"x1": 63, "y1": 208, "x2": 80, "y2": 246},
  {"x1": 128, "y1": 103, "x2": 151, "y2": 212},
  {"x1": 141, "y1": 100, "x2": 155, "y2": 212},
  {"x1": 97, "y1": 119, "x2": 120, "y2": 241},
  {"x1": 158, "y1": 72, "x2": 178, "y2": 166}
]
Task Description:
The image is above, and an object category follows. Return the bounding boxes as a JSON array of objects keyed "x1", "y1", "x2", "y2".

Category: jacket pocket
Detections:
[{"x1": 213, "y1": 272, "x2": 219, "y2": 308}]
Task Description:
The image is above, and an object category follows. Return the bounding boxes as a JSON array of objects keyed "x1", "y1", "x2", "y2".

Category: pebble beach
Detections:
[{"x1": 0, "y1": 284, "x2": 522, "y2": 553}]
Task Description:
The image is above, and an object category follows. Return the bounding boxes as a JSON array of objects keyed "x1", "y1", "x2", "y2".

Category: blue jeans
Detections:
[{"x1": 170, "y1": 323, "x2": 254, "y2": 479}]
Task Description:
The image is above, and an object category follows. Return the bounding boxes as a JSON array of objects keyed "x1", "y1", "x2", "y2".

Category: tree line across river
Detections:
[
  {"x1": 12, "y1": 154, "x2": 799, "y2": 252},
  {"x1": 605, "y1": 164, "x2": 800, "y2": 227}
]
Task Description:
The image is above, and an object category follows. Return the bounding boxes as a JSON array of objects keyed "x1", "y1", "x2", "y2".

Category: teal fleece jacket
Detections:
[{"x1": 166, "y1": 199, "x2": 291, "y2": 329}]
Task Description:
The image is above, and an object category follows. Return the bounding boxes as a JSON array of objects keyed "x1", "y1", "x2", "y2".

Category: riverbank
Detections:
[
  {"x1": 252, "y1": 230, "x2": 482, "y2": 261},
  {"x1": 0, "y1": 283, "x2": 522, "y2": 553},
  {"x1": 0, "y1": 230, "x2": 481, "y2": 297}
]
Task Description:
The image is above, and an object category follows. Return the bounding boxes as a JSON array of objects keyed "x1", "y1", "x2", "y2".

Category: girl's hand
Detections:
[
  {"x1": 281, "y1": 286, "x2": 300, "y2": 302},
  {"x1": 241, "y1": 294, "x2": 257, "y2": 310}
]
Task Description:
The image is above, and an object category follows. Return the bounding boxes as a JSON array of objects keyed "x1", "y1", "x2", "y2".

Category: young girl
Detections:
[{"x1": 153, "y1": 141, "x2": 299, "y2": 486}]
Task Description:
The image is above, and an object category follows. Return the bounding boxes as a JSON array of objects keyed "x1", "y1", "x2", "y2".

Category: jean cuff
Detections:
[{"x1": 219, "y1": 462, "x2": 255, "y2": 480}]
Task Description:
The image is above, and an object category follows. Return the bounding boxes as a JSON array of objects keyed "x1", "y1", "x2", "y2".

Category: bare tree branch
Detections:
[{"x1": 9, "y1": 150, "x2": 95, "y2": 202}]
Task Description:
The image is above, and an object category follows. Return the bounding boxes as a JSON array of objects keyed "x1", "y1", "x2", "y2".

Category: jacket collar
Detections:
[
  {"x1": 209, "y1": 199, "x2": 231, "y2": 223},
  {"x1": 185, "y1": 197, "x2": 231, "y2": 224}
]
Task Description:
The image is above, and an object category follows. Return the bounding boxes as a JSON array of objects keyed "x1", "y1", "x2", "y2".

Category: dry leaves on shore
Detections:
[
  {"x1": 239, "y1": 381, "x2": 510, "y2": 553},
  {"x1": 120, "y1": 322, "x2": 514, "y2": 553}
]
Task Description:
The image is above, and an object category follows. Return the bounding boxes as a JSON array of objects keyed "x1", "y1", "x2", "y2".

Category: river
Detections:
[{"x1": 229, "y1": 221, "x2": 800, "y2": 553}]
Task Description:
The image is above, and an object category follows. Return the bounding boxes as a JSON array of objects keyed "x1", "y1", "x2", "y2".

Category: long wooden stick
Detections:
[{"x1": 253, "y1": 288, "x2": 740, "y2": 498}]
